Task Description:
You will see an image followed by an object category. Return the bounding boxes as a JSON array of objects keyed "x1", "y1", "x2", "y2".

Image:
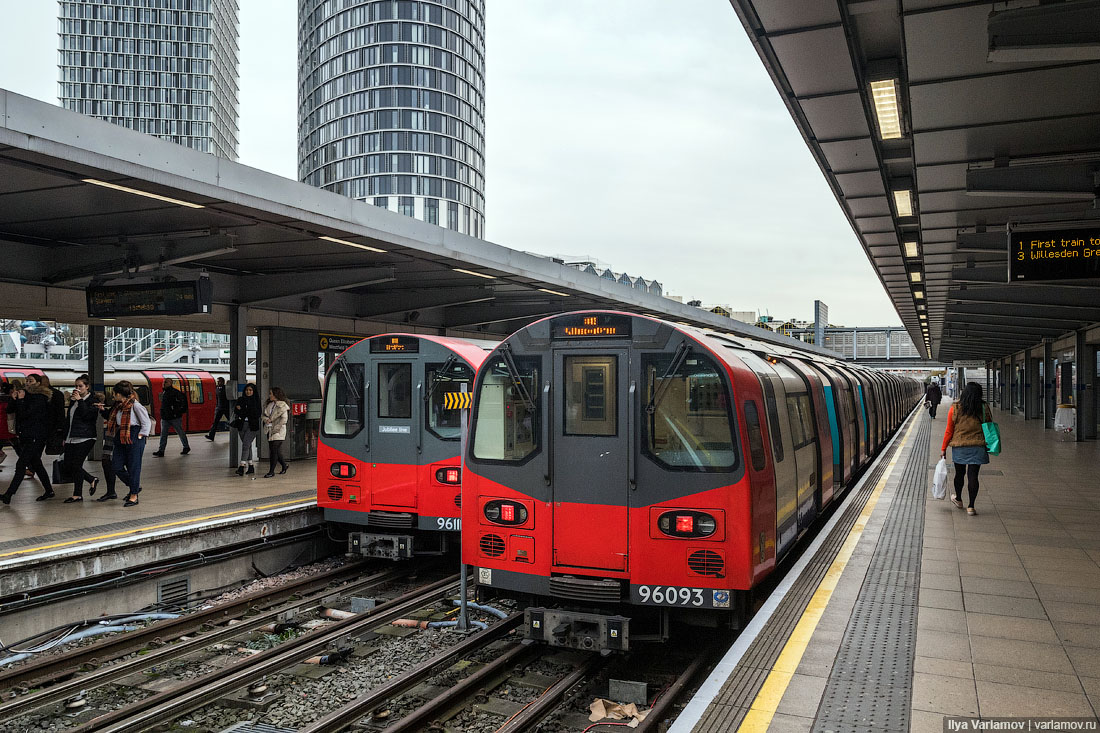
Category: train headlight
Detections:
[
  {"x1": 658, "y1": 510, "x2": 717, "y2": 538},
  {"x1": 435, "y1": 467, "x2": 461, "y2": 485},
  {"x1": 330, "y1": 463, "x2": 356, "y2": 478},
  {"x1": 484, "y1": 500, "x2": 528, "y2": 526}
]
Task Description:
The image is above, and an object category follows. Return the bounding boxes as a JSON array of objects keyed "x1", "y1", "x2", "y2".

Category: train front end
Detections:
[
  {"x1": 462, "y1": 313, "x2": 755, "y2": 652},
  {"x1": 319, "y1": 334, "x2": 490, "y2": 560}
]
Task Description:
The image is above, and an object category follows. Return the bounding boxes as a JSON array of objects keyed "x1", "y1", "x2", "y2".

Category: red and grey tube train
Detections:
[
  {"x1": 318, "y1": 334, "x2": 496, "y2": 560},
  {"x1": 461, "y1": 312, "x2": 920, "y2": 652}
]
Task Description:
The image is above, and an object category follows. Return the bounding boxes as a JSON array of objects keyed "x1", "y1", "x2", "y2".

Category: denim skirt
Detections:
[{"x1": 951, "y1": 445, "x2": 989, "y2": 465}]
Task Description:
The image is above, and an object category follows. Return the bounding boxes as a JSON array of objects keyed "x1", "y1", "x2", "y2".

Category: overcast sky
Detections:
[{"x1": 0, "y1": 0, "x2": 901, "y2": 327}]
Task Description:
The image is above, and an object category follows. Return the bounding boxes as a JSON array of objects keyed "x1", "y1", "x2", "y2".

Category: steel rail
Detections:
[
  {"x1": 494, "y1": 652, "x2": 605, "y2": 733},
  {"x1": 0, "y1": 561, "x2": 367, "y2": 690},
  {"x1": 634, "y1": 648, "x2": 715, "y2": 733},
  {"x1": 300, "y1": 612, "x2": 524, "y2": 733},
  {"x1": 0, "y1": 566, "x2": 407, "y2": 721},
  {"x1": 72, "y1": 574, "x2": 461, "y2": 733},
  {"x1": 382, "y1": 641, "x2": 534, "y2": 733}
]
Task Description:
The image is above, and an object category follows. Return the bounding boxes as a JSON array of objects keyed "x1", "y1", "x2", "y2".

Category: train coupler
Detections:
[
  {"x1": 525, "y1": 607, "x2": 630, "y2": 653},
  {"x1": 347, "y1": 533, "x2": 414, "y2": 561}
]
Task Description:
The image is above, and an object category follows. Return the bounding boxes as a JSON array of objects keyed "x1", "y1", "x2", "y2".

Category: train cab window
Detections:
[
  {"x1": 134, "y1": 385, "x2": 152, "y2": 406},
  {"x1": 322, "y1": 362, "x2": 364, "y2": 437},
  {"x1": 743, "y1": 400, "x2": 766, "y2": 471},
  {"x1": 564, "y1": 355, "x2": 617, "y2": 436},
  {"x1": 425, "y1": 361, "x2": 474, "y2": 440},
  {"x1": 183, "y1": 375, "x2": 203, "y2": 404},
  {"x1": 471, "y1": 356, "x2": 539, "y2": 462},
  {"x1": 642, "y1": 353, "x2": 737, "y2": 471},
  {"x1": 378, "y1": 363, "x2": 412, "y2": 419}
]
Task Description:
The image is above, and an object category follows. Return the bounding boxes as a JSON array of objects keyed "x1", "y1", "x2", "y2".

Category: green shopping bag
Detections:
[{"x1": 982, "y1": 411, "x2": 1001, "y2": 456}]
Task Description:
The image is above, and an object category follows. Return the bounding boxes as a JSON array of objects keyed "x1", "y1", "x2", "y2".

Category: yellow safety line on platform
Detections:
[
  {"x1": 736, "y1": 414, "x2": 920, "y2": 733},
  {"x1": 0, "y1": 497, "x2": 314, "y2": 560}
]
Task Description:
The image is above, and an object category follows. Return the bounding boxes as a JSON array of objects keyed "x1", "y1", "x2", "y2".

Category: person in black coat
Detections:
[
  {"x1": 205, "y1": 377, "x2": 231, "y2": 441},
  {"x1": 925, "y1": 380, "x2": 943, "y2": 419},
  {"x1": 233, "y1": 383, "x2": 261, "y2": 476},
  {"x1": 62, "y1": 375, "x2": 102, "y2": 502},
  {"x1": 1, "y1": 374, "x2": 56, "y2": 503}
]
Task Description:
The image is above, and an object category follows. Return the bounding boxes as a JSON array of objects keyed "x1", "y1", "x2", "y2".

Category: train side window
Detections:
[
  {"x1": 322, "y1": 362, "x2": 364, "y2": 437},
  {"x1": 642, "y1": 352, "x2": 737, "y2": 471},
  {"x1": 425, "y1": 361, "x2": 473, "y2": 440},
  {"x1": 743, "y1": 400, "x2": 766, "y2": 471},
  {"x1": 378, "y1": 363, "x2": 412, "y2": 419},
  {"x1": 134, "y1": 385, "x2": 151, "y2": 406},
  {"x1": 471, "y1": 356, "x2": 539, "y2": 462},
  {"x1": 761, "y1": 379, "x2": 784, "y2": 463},
  {"x1": 564, "y1": 355, "x2": 616, "y2": 437},
  {"x1": 798, "y1": 394, "x2": 815, "y2": 442},
  {"x1": 183, "y1": 375, "x2": 203, "y2": 404}
]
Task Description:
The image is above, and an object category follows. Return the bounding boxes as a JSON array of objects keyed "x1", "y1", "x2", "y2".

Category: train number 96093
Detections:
[{"x1": 631, "y1": 585, "x2": 730, "y2": 609}]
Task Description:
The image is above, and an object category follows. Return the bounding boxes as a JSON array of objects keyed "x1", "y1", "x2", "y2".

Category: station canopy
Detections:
[
  {"x1": 0, "y1": 90, "x2": 829, "y2": 354},
  {"x1": 730, "y1": 0, "x2": 1100, "y2": 361}
]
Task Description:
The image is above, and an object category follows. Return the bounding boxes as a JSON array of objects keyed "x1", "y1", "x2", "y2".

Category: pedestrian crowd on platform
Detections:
[{"x1": 0, "y1": 373, "x2": 294, "y2": 509}]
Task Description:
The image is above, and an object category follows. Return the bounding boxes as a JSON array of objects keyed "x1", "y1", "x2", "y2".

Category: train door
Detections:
[
  {"x1": 770, "y1": 361, "x2": 818, "y2": 532},
  {"x1": 420, "y1": 358, "x2": 475, "y2": 525},
  {"x1": 179, "y1": 371, "x2": 211, "y2": 432},
  {"x1": 146, "y1": 371, "x2": 181, "y2": 436},
  {"x1": 373, "y1": 359, "x2": 418, "y2": 509},
  {"x1": 785, "y1": 359, "x2": 834, "y2": 508},
  {"x1": 551, "y1": 349, "x2": 628, "y2": 572}
]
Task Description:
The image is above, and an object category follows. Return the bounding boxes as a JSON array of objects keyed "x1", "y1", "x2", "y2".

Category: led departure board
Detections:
[
  {"x1": 551, "y1": 314, "x2": 633, "y2": 339},
  {"x1": 369, "y1": 335, "x2": 420, "y2": 353},
  {"x1": 86, "y1": 279, "x2": 212, "y2": 318},
  {"x1": 1009, "y1": 226, "x2": 1100, "y2": 282}
]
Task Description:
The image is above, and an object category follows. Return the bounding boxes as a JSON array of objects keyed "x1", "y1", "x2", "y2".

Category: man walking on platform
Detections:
[
  {"x1": 205, "y1": 377, "x2": 230, "y2": 441},
  {"x1": 925, "y1": 379, "x2": 943, "y2": 419},
  {"x1": 152, "y1": 378, "x2": 190, "y2": 456}
]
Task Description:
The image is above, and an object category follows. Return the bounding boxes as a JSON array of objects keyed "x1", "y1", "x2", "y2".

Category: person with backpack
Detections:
[{"x1": 152, "y1": 377, "x2": 190, "y2": 457}]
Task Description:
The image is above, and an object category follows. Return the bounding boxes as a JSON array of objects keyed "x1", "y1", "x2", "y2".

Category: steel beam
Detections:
[
  {"x1": 237, "y1": 266, "x2": 396, "y2": 304},
  {"x1": 46, "y1": 235, "x2": 238, "y2": 285}
]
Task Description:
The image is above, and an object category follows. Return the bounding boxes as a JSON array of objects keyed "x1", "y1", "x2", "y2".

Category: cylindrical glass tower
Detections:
[{"x1": 298, "y1": 0, "x2": 485, "y2": 238}]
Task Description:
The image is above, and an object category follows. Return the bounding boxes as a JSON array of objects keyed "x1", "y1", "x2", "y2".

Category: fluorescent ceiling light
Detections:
[
  {"x1": 83, "y1": 178, "x2": 204, "y2": 208},
  {"x1": 453, "y1": 268, "x2": 496, "y2": 279},
  {"x1": 870, "y1": 79, "x2": 903, "y2": 140},
  {"x1": 904, "y1": 241, "x2": 920, "y2": 258},
  {"x1": 909, "y1": 271, "x2": 922, "y2": 282},
  {"x1": 914, "y1": 290, "x2": 925, "y2": 299},
  {"x1": 538, "y1": 288, "x2": 569, "y2": 297},
  {"x1": 319, "y1": 235, "x2": 385, "y2": 253},
  {"x1": 917, "y1": 304, "x2": 926, "y2": 311},
  {"x1": 893, "y1": 190, "x2": 914, "y2": 218}
]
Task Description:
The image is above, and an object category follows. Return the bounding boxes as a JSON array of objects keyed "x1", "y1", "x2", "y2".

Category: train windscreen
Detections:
[{"x1": 472, "y1": 356, "x2": 539, "y2": 462}]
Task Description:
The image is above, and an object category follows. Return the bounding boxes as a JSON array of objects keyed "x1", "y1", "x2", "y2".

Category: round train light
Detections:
[
  {"x1": 330, "y1": 462, "x2": 356, "y2": 478},
  {"x1": 483, "y1": 500, "x2": 528, "y2": 526},
  {"x1": 435, "y1": 467, "x2": 461, "y2": 485},
  {"x1": 657, "y1": 510, "x2": 717, "y2": 538}
]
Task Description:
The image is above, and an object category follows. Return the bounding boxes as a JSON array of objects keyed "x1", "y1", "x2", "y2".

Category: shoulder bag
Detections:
[{"x1": 981, "y1": 404, "x2": 1001, "y2": 456}]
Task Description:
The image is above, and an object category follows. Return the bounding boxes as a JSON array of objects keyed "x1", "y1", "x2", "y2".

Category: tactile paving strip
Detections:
[
  {"x1": 0, "y1": 490, "x2": 315, "y2": 553},
  {"x1": 811, "y1": 418, "x2": 930, "y2": 733},
  {"x1": 691, "y1": 411, "x2": 920, "y2": 733}
]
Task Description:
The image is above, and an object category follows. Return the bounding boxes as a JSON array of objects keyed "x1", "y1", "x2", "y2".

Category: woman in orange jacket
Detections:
[{"x1": 940, "y1": 381, "x2": 992, "y2": 515}]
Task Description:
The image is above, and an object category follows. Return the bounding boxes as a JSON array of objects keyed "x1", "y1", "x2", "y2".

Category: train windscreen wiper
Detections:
[
  {"x1": 499, "y1": 345, "x2": 535, "y2": 410},
  {"x1": 646, "y1": 341, "x2": 691, "y2": 415},
  {"x1": 424, "y1": 355, "x2": 457, "y2": 405},
  {"x1": 336, "y1": 358, "x2": 361, "y2": 417}
]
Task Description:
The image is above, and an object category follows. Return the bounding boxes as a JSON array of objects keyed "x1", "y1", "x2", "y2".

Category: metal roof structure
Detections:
[
  {"x1": 730, "y1": 0, "x2": 1100, "y2": 361},
  {"x1": 0, "y1": 90, "x2": 832, "y2": 356}
]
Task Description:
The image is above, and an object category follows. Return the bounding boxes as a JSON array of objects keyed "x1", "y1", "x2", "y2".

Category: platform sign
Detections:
[
  {"x1": 318, "y1": 332, "x2": 360, "y2": 353},
  {"x1": 87, "y1": 279, "x2": 212, "y2": 318},
  {"x1": 1009, "y1": 225, "x2": 1100, "y2": 282},
  {"x1": 952, "y1": 360, "x2": 985, "y2": 369}
]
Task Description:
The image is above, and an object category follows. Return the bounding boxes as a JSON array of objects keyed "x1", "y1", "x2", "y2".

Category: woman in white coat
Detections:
[{"x1": 262, "y1": 387, "x2": 291, "y2": 478}]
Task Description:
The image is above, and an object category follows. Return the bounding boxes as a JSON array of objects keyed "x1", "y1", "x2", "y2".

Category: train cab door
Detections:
[
  {"x1": 372, "y1": 359, "x2": 418, "y2": 509},
  {"x1": 179, "y1": 371, "x2": 212, "y2": 433},
  {"x1": 550, "y1": 349, "x2": 629, "y2": 572},
  {"x1": 146, "y1": 371, "x2": 181, "y2": 435}
]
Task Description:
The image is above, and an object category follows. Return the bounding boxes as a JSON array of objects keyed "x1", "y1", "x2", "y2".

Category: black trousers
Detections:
[
  {"x1": 6, "y1": 438, "x2": 52, "y2": 496},
  {"x1": 267, "y1": 440, "x2": 288, "y2": 474},
  {"x1": 206, "y1": 405, "x2": 230, "y2": 437},
  {"x1": 64, "y1": 440, "x2": 98, "y2": 496},
  {"x1": 928, "y1": 400, "x2": 939, "y2": 419},
  {"x1": 953, "y1": 463, "x2": 981, "y2": 507}
]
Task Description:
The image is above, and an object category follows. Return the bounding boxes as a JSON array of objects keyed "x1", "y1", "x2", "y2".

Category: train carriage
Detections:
[
  {"x1": 462, "y1": 312, "x2": 919, "y2": 652},
  {"x1": 318, "y1": 334, "x2": 496, "y2": 560}
]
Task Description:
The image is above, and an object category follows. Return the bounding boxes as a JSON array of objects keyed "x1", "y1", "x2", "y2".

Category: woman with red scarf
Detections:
[{"x1": 106, "y1": 381, "x2": 151, "y2": 507}]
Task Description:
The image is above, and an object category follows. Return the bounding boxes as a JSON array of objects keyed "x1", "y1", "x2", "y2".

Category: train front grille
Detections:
[
  {"x1": 548, "y1": 575, "x2": 623, "y2": 603},
  {"x1": 366, "y1": 511, "x2": 415, "y2": 528}
]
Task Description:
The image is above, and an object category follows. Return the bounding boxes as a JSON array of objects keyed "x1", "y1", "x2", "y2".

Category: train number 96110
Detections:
[{"x1": 631, "y1": 585, "x2": 730, "y2": 609}]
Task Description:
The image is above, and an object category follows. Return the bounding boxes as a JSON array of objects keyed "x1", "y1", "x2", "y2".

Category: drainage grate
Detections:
[
  {"x1": 811, "y1": 418, "x2": 930, "y2": 733},
  {"x1": 157, "y1": 576, "x2": 191, "y2": 608}
]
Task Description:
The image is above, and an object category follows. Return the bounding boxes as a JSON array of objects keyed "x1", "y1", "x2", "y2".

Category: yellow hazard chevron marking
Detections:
[{"x1": 443, "y1": 392, "x2": 472, "y2": 410}]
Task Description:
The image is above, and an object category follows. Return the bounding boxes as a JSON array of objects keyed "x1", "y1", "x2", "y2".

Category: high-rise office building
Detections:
[
  {"x1": 58, "y1": 0, "x2": 241, "y2": 159},
  {"x1": 298, "y1": 0, "x2": 485, "y2": 237}
]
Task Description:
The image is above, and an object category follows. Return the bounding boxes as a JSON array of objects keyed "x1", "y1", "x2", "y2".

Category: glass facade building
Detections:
[
  {"x1": 298, "y1": 0, "x2": 485, "y2": 237},
  {"x1": 58, "y1": 0, "x2": 241, "y2": 159}
]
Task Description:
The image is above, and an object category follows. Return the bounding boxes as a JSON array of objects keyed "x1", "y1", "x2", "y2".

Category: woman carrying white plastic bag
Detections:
[{"x1": 931, "y1": 457, "x2": 948, "y2": 500}]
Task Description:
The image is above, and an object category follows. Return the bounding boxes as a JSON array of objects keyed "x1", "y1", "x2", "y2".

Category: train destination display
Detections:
[
  {"x1": 551, "y1": 313, "x2": 633, "y2": 339},
  {"x1": 87, "y1": 279, "x2": 213, "y2": 318},
  {"x1": 369, "y1": 335, "x2": 420, "y2": 353},
  {"x1": 1010, "y1": 226, "x2": 1100, "y2": 282}
]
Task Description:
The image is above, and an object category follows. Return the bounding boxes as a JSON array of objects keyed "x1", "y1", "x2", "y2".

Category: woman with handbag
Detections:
[
  {"x1": 62, "y1": 375, "x2": 102, "y2": 502},
  {"x1": 106, "y1": 381, "x2": 151, "y2": 507},
  {"x1": 233, "y1": 383, "x2": 261, "y2": 476},
  {"x1": 262, "y1": 387, "x2": 291, "y2": 478},
  {"x1": 940, "y1": 381, "x2": 993, "y2": 515},
  {"x1": 1, "y1": 374, "x2": 56, "y2": 503}
]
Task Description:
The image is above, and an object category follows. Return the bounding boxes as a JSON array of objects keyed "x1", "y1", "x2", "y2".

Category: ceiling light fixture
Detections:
[
  {"x1": 870, "y1": 78, "x2": 903, "y2": 140},
  {"x1": 914, "y1": 290, "x2": 925, "y2": 299},
  {"x1": 893, "y1": 189, "x2": 914, "y2": 217},
  {"x1": 453, "y1": 268, "x2": 496, "y2": 279},
  {"x1": 538, "y1": 288, "x2": 569, "y2": 297},
  {"x1": 904, "y1": 241, "x2": 920, "y2": 258},
  {"x1": 910, "y1": 271, "x2": 922, "y2": 283},
  {"x1": 83, "y1": 178, "x2": 204, "y2": 208},
  {"x1": 319, "y1": 235, "x2": 386, "y2": 253}
]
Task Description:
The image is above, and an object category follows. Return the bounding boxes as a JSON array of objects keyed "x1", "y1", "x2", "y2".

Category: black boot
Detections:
[
  {"x1": 246, "y1": 465, "x2": 255, "y2": 475},
  {"x1": 278, "y1": 464, "x2": 289, "y2": 475},
  {"x1": 236, "y1": 465, "x2": 245, "y2": 476}
]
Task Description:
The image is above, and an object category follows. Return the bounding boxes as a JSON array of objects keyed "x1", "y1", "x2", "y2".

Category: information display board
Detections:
[
  {"x1": 1009, "y1": 226, "x2": 1100, "y2": 282},
  {"x1": 551, "y1": 313, "x2": 633, "y2": 339},
  {"x1": 86, "y1": 279, "x2": 212, "y2": 318},
  {"x1": 369, "y1": 335, "x2": 419, "y2": 353}
]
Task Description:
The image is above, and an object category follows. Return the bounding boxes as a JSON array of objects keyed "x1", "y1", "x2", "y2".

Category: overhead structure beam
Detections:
[
  {"x1": 965, "y1": 162, "x2": 1100, "y2": 199},
  {"x1": 955, "y1": 231, "x2": 1008, "y2": 253},
  {"x1": 988, "y1": 1, "x2": 1100, "y2": 63},
  {"x1": 356, "y1": 287, "x2": 494, "y2": 318},
  {"x1": 237, "y1": 266, "x2": 396, "y2": 304},
  {"x1": 442, "y1": 302, "x2": 567, "y2": 329},
  {"x1": 47, "y1": 235, "x2": 238, "y2": 285},
  {"x1": 947, "y1": 301, "x2": 1100, "y2": 322},
  {"x1": 948, "y1": 285, "x2": 1100, "y2": 308}
]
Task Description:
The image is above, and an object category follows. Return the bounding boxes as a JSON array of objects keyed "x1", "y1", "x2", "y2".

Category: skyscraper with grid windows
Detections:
[
  {"x1": 298, "y1": 0, "x2": 485, "y2": 237},
  {"x1": 58, "y1": 0, "x2": 240, "y2": 159}
]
